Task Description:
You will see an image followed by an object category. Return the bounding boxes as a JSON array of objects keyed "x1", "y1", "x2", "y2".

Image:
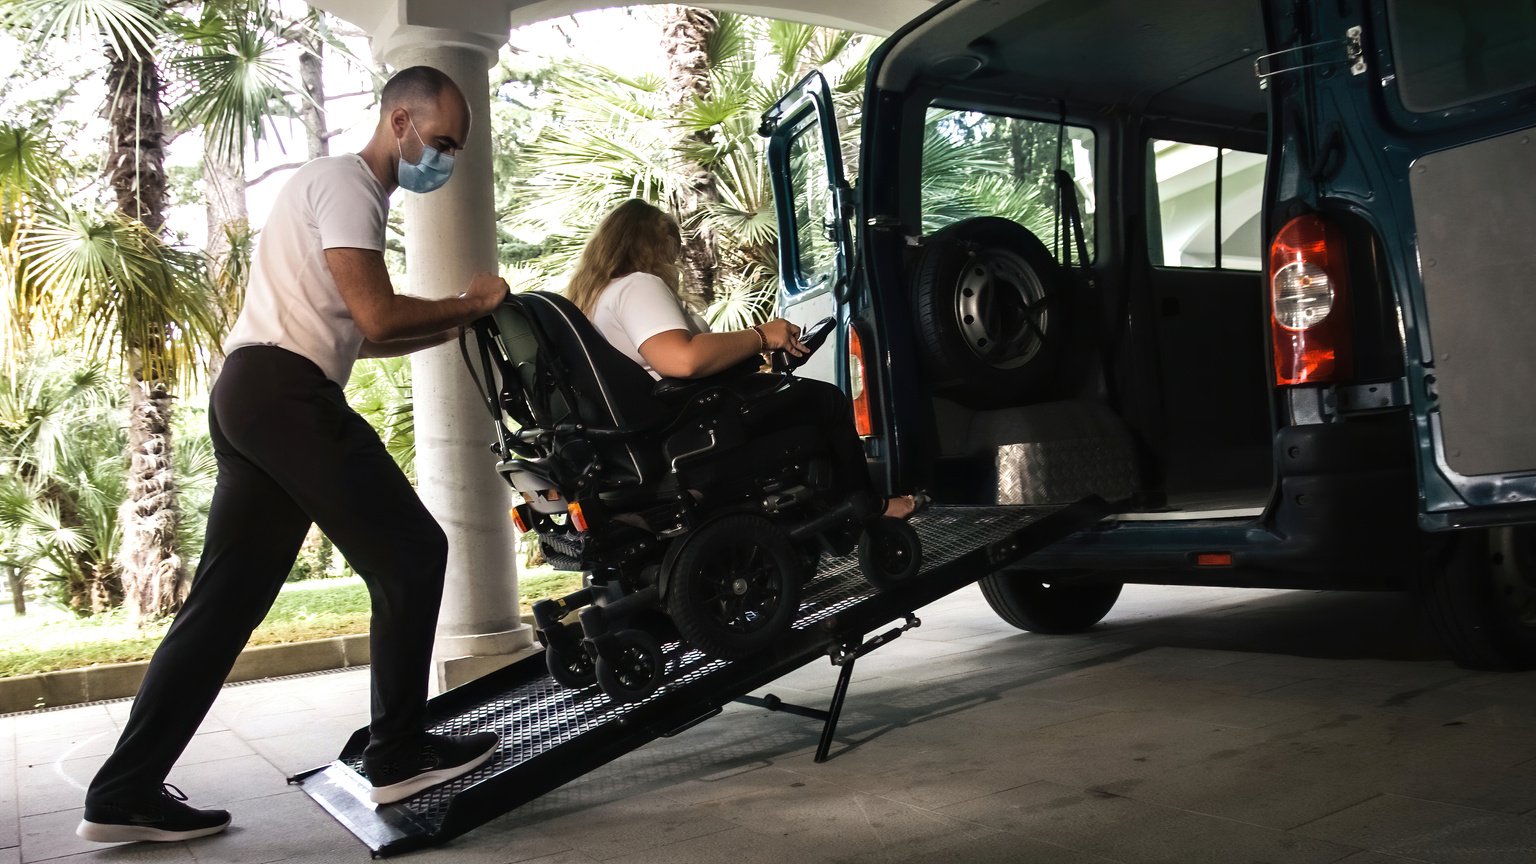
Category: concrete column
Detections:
[{"x1": 384, "y1": 32, "x2": 535, "y2": 691}]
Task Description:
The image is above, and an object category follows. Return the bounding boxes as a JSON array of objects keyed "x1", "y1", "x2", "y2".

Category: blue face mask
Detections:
[{"x1": 396, "y1": 120, "x2": 454, "y2": 194}]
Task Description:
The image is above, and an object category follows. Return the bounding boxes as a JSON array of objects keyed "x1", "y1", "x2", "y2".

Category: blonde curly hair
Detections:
[{"x1": 566, "y1": 199, "x2": 683, "y2": 315}]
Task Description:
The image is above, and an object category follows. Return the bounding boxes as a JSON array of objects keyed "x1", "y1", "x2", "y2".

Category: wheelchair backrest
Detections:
[{"x1": 475, "y1": 291, "x2": 668, "y2": 489}]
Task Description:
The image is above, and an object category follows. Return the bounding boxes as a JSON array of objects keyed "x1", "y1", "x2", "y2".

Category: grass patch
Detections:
[{"x1": 0, "y1": 568, "x2": 585, "y2": 678}]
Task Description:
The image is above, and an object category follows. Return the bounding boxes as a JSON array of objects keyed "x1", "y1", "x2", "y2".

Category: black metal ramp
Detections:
[{"x1": 293, "y1": 500, "x2": 1107, "y2": 856}]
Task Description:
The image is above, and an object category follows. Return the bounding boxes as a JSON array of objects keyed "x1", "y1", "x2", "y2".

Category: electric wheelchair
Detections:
[{"x1": 464, "y1": 291, "x2": 922, "y2": 703}]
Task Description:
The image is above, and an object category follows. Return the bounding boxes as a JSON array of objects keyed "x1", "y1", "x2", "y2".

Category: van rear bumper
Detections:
[{"x1": 1019, "y1": 419, "x2": 1420, "y2": 590}]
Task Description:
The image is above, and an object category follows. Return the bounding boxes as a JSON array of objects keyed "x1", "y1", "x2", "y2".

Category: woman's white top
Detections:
[{"x1": 587, "y1": 272, "x2": 709, "y2": 379}]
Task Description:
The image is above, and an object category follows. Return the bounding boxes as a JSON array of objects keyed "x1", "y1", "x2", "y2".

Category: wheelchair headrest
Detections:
[{"x1": 478, "y1": 291, "x2": 669, "y2": 489}]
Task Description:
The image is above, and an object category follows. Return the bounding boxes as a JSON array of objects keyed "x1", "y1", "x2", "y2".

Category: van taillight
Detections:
[
  {"x1": 848, "y1": 326, "x2": 873, "y2": 436},
  {"x1": 1269, "y1": 214, "x2": 1352, "y2": 386}
]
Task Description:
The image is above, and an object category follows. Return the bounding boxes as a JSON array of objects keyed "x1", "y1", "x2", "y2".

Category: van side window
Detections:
[
  {"x1": 787, "y1": 120, "x2": 838, "y2": 290},
  {"x1": 1388, "y1": 0, "x2": 1536, "y2": 113},
  {"x1": 920, "y1": 108, "x2": 1095, "y2": 260},
  {"x1": 1148, "y1": 140, "x2": 1266, "y2": 271}
]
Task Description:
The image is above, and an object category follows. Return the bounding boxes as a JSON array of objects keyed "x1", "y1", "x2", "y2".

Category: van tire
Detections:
[
  {"x1": 1415, "y1": 528, "x2": 1536, "y2": 670},
  {"x1": 912, "y1": 217, "x2": 1069, "y2": 407},
  {"x1": 979, "y1": 570, "x2": 1121, "y2": 634}
]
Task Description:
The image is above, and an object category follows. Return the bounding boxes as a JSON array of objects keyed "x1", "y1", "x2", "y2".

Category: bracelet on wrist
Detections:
[{"x1": 749, "y1": 324, "x2": 768, "y2": 352}]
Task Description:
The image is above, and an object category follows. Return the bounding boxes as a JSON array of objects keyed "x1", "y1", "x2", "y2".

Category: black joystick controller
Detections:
[{"x1": 771, "y1": 316, "x2": 837, "y2": 373}]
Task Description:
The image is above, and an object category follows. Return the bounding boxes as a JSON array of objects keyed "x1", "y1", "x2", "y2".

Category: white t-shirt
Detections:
[
  {"x1": 587, "y1": 272, "x2": 709, "y2": 379},
  {"x1": 224, "y1": 154, "x2": 390, "y2": 387}
]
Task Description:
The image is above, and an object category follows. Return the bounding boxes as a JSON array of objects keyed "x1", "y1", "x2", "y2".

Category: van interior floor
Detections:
[{"x1": 1133, "y1": 486, "x2": 1270, "y2": 516}]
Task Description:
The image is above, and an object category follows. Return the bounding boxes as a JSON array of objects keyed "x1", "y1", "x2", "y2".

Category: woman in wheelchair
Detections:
[
  {"x1": 567, "y1": 198, "x2": 918, "y2": 521},
  {"x1": 482, "y1": 200, "x2": 925, "y2": 702}
]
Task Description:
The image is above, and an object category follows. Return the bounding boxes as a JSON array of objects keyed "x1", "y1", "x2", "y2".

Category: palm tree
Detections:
[
  {"x1": 660, "y1": 5, "x2": 722, "y2": 312},
  {"x1": 173, "y1": 2, "x2": 352, "y2": 296},
  {"x1": 0, "y1": 351, "x2": 126, "y2": 613},
  {"x1": 505, "y1": 12, "x2": 874, "y2": 330},
  {"x1": 920, "y1": 109, "x2": 1091, "y2": 257},
  {"x1": 2, "y1": 116, "x2": 222, "y2": 619},
  {"x1": 0, "y1": 111, "x2": 221, "y2": 625},
  {"x1": 1, "y1": 0, "x2": 314, "y2": 620},
  {"x1": 346, "y1": 356, "x2": 416, "y2": 482},
  {"x1": 2, "y1": 0, "x2": 193, "y2": 620},
  {"x1": 0, "y1": 122, "x2": 58, "y2": 369},
  {"x1": 19, "y1": 203, "x2": 221, "y2": 620}
]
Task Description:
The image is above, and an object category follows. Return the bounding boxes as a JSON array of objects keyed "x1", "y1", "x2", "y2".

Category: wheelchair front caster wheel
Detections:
[
  {"x1": 595, "y1": 629, "x2": 664, "y2": 703},
  {"x1": 859, "y1": 517, "x2": 923, "y2": 589},
  {"x1": 545, "y1": 641, "x2": 597, "y2": 690}
]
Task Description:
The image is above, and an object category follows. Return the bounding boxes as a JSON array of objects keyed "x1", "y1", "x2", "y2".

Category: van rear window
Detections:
[{"x1": 1388, "y1": 0, "x2": 1536, "y2": 113}]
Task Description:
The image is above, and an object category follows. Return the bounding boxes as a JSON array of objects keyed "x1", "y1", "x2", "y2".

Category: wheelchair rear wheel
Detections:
[
  {"x1": 665, "y1": 515, "x2": 805, "y2": 660},
  {"x1": 595, "y1": 629, "x2": 665, "y2": 703},
  {"x1": 859, "y1": 517, "x2": 924, "y2": 589}
]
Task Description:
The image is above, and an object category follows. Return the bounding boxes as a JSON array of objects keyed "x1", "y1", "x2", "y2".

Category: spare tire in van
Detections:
[{"x1": 911, "y1": 217, "x2": 1069, "y2": 408}]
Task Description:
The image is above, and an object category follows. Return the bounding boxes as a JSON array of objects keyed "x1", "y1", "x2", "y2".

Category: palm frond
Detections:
[
  {"x1": 766, "y1": 19, "x2": 816, "y2": 80},
  {"x1": 705, "y1": 11, "x2": 750, "y2": 71},
  {"x1": 346, "y1": 356, "x2": 415, "y2": 480},
  {"x1": 1, "y1": 0, "x2": 167, "y2": 59},
  {"x1": 170, "y1": 7, "x2": 297, "y2": 163},
  {"x1": 677, "y1": 90, "x2": 752, "y2": 133},
  {"x1": 0, "y1": 124, "x2": 61, "y2": 214},
  {"x1": 20, "y1": 205, "x2": 221, "y2": 387},
  {"x1": 0, "y1": 349, "x2": 120, "y2": 489},
  {"x1": 705, "y1": 262, "x2": 776, "y2": 332}
]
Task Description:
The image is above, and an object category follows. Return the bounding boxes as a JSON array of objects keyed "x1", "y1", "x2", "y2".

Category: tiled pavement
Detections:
[{"x1": 4, "y1": 584, "x2": 1535, "y2": 864}]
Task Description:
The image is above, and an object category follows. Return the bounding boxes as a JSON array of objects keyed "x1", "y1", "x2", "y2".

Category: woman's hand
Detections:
[{"x1": 756, "y1": 318, "x2": 807, "y2": 356}]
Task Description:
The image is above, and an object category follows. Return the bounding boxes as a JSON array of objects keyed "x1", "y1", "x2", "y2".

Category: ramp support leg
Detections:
[
  {"x1": 736, "y1": 613, "x2": 921, "y2": 763},
  {"x1": 814, "y1": 657, "x2": 858, "y2": 762}
]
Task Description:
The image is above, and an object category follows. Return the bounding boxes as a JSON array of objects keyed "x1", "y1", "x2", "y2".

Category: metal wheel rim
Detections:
[
  {"x1": 875, "y1": 532, "x2": 912, "y2": 576},
  {"x1": 612, "y1": 644, "x2": 657, "y2": 689},
  {"x1": 1490, "y1": 528, "x2": 1536, "y2": 628},
  {"x1": 954, "y1": 247, "x2": 1049, "y2": 370},
  {"x1": 563, "y1": 651, "x2": 594, "y2": 678},
  {"x1": 697, "y1": 543, "x2": 784, "y2": 635}
]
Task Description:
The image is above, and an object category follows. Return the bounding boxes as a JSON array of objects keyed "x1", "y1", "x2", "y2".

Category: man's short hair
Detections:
[{"x1": 381, "y1": 66, "x2": 460, "y2": 111}]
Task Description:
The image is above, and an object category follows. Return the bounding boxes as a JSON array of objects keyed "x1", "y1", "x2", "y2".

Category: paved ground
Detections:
[{"x1": 4, "y1": 583, "x2": 1535, "y2": 864}]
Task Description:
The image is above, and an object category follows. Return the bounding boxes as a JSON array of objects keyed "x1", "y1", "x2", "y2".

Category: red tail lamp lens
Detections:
[
  {"x1": 848, "y1": 326, "x2": 873, "y2": 437},
  {"x1": 1269, "y1": 214, "x2": 1352, "y2": 386}
]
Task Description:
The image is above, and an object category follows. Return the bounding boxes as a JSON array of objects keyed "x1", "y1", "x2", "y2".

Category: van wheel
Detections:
[
  {"x1": 979, "y1": 570, "x2": 1121, "y2": 634},
  {"x1": 912, "y1": 217, "x2": 1069, "y2": 407},
  {"x1": 1415, "y1": 528, "x2": 1536, "y2": 670}
]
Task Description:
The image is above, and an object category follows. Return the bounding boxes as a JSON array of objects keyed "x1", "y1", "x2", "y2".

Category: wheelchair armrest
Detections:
[{"x1": 652, "y1": 357, "x2": 764, "y2": 400}]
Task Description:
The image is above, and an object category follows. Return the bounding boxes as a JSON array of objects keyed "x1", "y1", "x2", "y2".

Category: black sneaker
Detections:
[
  {"x1": 77, "y1": 784, "x2": 231, "y2": 843},
  {"x1": 364, "y1": 731, "x2": 499, "y2": 804}
]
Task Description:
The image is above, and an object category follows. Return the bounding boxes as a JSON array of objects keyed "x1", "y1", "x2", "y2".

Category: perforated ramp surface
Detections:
[{"x1": 293, "y1": 500, "x2": 1107, "y2": 856}]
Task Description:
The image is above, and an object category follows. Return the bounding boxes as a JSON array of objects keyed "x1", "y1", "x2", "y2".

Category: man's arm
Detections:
[
  {"x1": 358, "y1": 328, "x2": 460, "y2": 359},
  {"x1": 325, "y1": 247, "x2": 506, "y2": 342}
]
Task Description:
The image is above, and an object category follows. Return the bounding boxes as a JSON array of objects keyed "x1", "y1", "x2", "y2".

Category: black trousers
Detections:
[
  {"x1": 87, "y1": 347, "x2": 446, "y2": 807},
  {"x1": 745, "y1": 375, "x2": 873, "y2": 501}
]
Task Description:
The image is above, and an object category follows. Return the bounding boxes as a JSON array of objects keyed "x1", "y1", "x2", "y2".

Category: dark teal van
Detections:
[{"x1": 762, "y1": 0, "x2": 1536, "y2": 667}]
